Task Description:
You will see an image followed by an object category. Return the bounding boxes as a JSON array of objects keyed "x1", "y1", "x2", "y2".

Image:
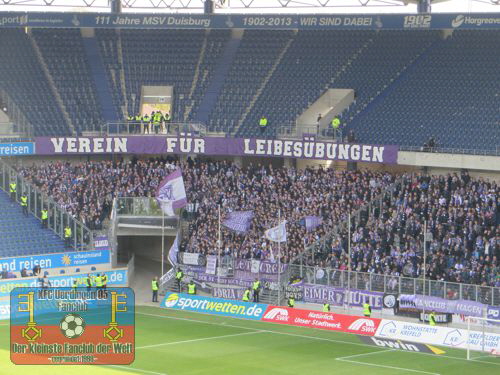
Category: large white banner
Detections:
[
  {"x1": 182, "y1": 252, "x2": 200, "y2": 266},
  {"x1": 206, "y1": 255, "x2": 217, "y2": 275},
  {"x1": 375, "y1": 319, "x2": 500, "y2": 352}
]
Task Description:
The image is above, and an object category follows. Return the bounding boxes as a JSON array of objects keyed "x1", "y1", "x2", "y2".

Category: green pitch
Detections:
[{"x1": 0, "y1": 305, "x2": 498, "y2": 375}]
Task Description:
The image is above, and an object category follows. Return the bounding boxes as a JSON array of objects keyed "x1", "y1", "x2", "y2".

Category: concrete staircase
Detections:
[
  {"x1": 81, "y1": 34, "x2": 119, "y2": 122},
  {"x1": 194, "y1": 35, "x2": 242, "y2": 124}
]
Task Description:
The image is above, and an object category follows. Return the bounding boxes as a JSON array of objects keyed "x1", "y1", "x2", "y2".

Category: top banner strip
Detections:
[{"x1": 0, "y1": 13, "x2": 500, "y2": 30}]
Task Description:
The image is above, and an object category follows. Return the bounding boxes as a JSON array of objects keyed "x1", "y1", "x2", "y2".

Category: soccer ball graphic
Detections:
[{"x1": 60, "y1": 313, "x2": 86, "y2": 339}]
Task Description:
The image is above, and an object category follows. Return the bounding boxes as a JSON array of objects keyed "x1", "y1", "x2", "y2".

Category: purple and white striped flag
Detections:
[{"x1": 156, "y1": 168, "x2": 187, "y2": 216}]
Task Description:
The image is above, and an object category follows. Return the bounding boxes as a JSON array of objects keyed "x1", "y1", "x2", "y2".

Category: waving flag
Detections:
[
  {"x1": 168, "y1": 233, "x2": 179, "y2": 266},
  {"x1": 304, "y1": 215, "x2": 323, "y2": 232},
  {"x1": 265, "y1": 221, "x2": 287, "y2": 243},
  {"x1": 156, "y1": 169, "x2": 187, "y2": 216},
  {"x1": 223, "y1": 210, "x2": 254, "y2": 233}
]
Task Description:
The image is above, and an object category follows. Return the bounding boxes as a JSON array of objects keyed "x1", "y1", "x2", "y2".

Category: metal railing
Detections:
[
  {"x1": 288, "y1": 264, "x2": 500, "y2": 306},
  {"x1": 115, "y1": 197, "x2": 164, "y2": 216},
  {"x1": 100, "y1": 121, "x2": 207, "y2": 136},
  {"x1": 0, "y1": 160, "x2": 93, "y2": 251},
  {"x1": 399, "y1": 145, "x2": 500, "y2": 157},
  {"x1": 276, "y1": 123, "x2": 343, "y2": 141}
]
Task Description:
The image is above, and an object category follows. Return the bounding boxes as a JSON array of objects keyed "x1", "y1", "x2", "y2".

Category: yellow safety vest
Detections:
[
  {"x1": 363, "y1": 303, "x2": 371, "y2": 316},
  {"x1": 20, "y1": 196, "x2": 27, "y2": 206},
  {"x1": 288, "y1": 298, "x2": 295, "y2": 307},
  {"x1": 252, "y1": 281, "x2": 260, "y2": 291},
  {"x1": 64, "y1": 227, "x2": 72, "y2": 238},
  {"x1": 323, "y1": 304, "x2": 330, "y2": 312},
  {"x1": 95, "y1": 276, "x2": 102, "y2": 287},
  {"x1": 429, "y1": 313, "x2": 436, "y2": 326},
  {"x1": 152, "y1": 280, "x2": 159, "y2": 291},
  {"x1": 331, "y1": 117, "x2": 340, "y2": 129},
  {"x1": 9, "y1": 183, "x2": 16, "y2": 193},
  {"x1": 41, "y1": 210, "x2": 48, "y2": 220},
  {"x1": 176, "y1": 271, "x2": 183, "y2": 281},
  {"x1": 243, "y1": 290, "x2": 250, "y2": 302},
  {"x1": 188, "y1": 283, "x2": 196, "y2": 294},
  {"x1": 259, "y1": 118, "x2": 268, "y2": 127}
]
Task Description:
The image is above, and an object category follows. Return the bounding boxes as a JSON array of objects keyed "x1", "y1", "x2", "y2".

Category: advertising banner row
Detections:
[
  {"x1": 35, "y1": 136, "x2": 398, "y2": 164},
  {"x1": 0, "y1": 269, "x2": 128, "y2": 298},
  {"x1": 375, "y1": 319, "x2": 500, "y2": 353},
  {"x1": 0, "y1": 12, "x2": 499, "y2": 30},
  {"x1": 162, "y1": 293, "x2": 500, "y2": 353},
  {"x1": 0, "y1": 249, "x2": 110, "y2": 273},
  {"x1": 162, "y1": 292, "x2": 381, "y2": 336},
  {"x1": 0, "y1": 142, "x2": 34, "y2": 156}
]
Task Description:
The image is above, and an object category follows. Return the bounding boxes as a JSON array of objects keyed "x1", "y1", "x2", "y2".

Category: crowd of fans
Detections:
[
  {"x1": 18, "y1": 159, "x2": 498, "y2": 287},
  {"x1": 182, "y1": 159, "x2": 394, "y2": 264},
  {"x1": 312, "y1": 171, "x2": 499, "y2": 287}
]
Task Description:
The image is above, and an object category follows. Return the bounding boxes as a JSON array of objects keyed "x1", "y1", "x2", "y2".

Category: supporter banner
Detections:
[
  {"x1": 383, "y1": 293, "x2": 398, "y2": 309},
  {"x1": 0, "y1": 269, "x2": 128, "y2": 298},
  {"x1": 212, "y1": 287, "x2": 245, "y2": 300},
  {"x1": 1, "y1": 13, "x2": 500, "y2": 30},
  {"x1": 94, "y1": 235, "x2": 110, "y2": 251},
  {"x1": 0, "y1": 142, "x2": 34, "y2": 156},
  {"x1": 0, "y1": 249, "x2": 110, "y2": 273},
  {"x1": 302, "y1": 284, "x2": 383, "y2": 309},
  {"x1": 234, "y1": 259, "x2": 287, "y2": 275},
  {"x1": 162, "y1": 292, "x2": 266, "y2": 320},
  {"x1": 399, "y1": 294, "x2": 484, "y2": 317},
  {"x1": 262, "y1": 305, "x2": 380, "y2": 335},
  {"x1": 419, "y1": 312, "x2": 452, "y2": 324},
  {"x1": 180, "y1": 252, "x2": 203, "y2": 266},
  {"x1": 487, "y1": 305, "x2": 500, "y2": 323},
  {"x1": 375, "y1": 319, "x2": 500, "y2": 352},
  {"x1": 34, "y1": 136, "x2": 398, "y2": 164},
  {"x1": 205, "y1": 255, "x2": 217, "y2": 275}
]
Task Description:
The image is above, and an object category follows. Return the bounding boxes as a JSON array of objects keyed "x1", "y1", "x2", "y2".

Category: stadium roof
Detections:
[{"x1": 0, "y1": 0, "x2": 498, "y2": 14}]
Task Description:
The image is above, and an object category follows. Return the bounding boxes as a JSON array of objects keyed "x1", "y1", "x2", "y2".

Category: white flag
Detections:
[
  {"x1": 156, "y1": 168, "x2": 187, "y2": 217},
  {"x1": 265, "y1": 220, "x2": 287, "y2": 243}
]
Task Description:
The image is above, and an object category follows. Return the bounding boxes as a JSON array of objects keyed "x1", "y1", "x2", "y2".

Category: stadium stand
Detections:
[
  {"x1": 0, "y1": 189, "x2": 66, "y2": 258},
  {"x1": 346, "y1": 30, "x2": 500, "y2": 150},
  {"x1": 0, "y1": 29, "x2": 68, "y2": 136},
  {"x1": 120, "y1": 29, "x2": 205, "y2": 120},
  {"x1": 31, "y1": 29, "x2": 103, "y2": 134},
  {"x1": 0, "y1": 28, "x2": 498, "y2": 151}
]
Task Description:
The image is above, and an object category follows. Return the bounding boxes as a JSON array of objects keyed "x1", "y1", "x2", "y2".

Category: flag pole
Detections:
[
  {"x1": 278, "y1": 208, "x2": 281, "y2": 306},
  {"x1": 161, "y1": 208, "x2": 165, "y2": 278},
  {"x1": 347, "y1": 212, "x2": 351, "y2": 311},
  {"x1": 218, "y1": 204, "x2": 221, "y2": 284},
  {"x1": 423, "y1": 219, "x2": 427, "y2": 318}
]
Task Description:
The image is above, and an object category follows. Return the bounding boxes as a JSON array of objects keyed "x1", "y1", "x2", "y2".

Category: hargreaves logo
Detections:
[
  {"x1": 451, "y1": 15, "x2": 465, "y2": 28},
  {"x1": 348, "y1": 318, "x2": 376, "y2": 333},
  {"x1": 264, "y1": 308, "x2": 289, "y2": 322},
  {"x1": 451, "y1": 14, "x2": 500, "y2": 28},
  {"x1": 164, "y1": 293, "x2": 180, "y2": 308}
]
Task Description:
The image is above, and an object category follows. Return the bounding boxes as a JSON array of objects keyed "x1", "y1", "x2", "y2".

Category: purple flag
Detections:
[
  {"x1": 223, "y1": 210, "x2": 254, "y2": 233},
  {"x1": 304, "y1": 216, "x2": 322, "y2": 232},
  {"x1": 156, "y1": 168, "x2": 187, "y2": 216}
]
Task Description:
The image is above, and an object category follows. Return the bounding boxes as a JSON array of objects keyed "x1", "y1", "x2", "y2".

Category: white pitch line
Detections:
[
  {"x1": 335, "y1": 348, "x2": 395, "y2": 360},
  {"x1": 136, "y1": 330, "x2": 265, "y2": 350},
  {"x1": 137, "y1": 311, "x2": 500, "y2": 367},
  {"x1": 336, "y1": 358, "x2": 441, "y2": 375},
  {"x1": 110, "y1": 364, "x2": 167, "y2": 375}
]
